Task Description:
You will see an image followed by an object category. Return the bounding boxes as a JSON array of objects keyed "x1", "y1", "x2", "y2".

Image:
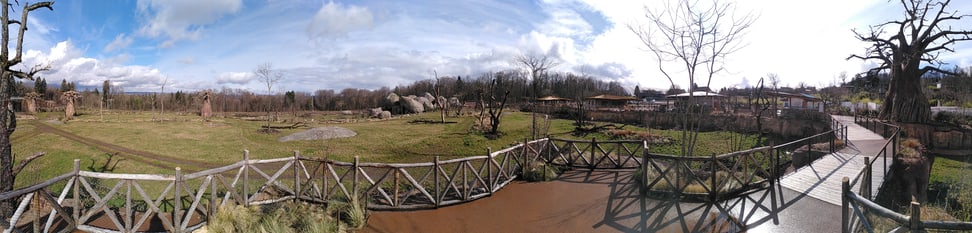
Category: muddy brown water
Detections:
[{"x1": 364, "y1": 170, "x2": 738, "y2": 233}]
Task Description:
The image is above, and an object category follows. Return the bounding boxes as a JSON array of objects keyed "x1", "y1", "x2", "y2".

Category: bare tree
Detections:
[
  {"x1": 431, "y1": 70, "x2": 447, "y2": 123},
  {"x1": 515, "y1": 53, "x2": 559, "y2": 139},
  {"x1": 628, "y1": 0, "x2": 755, "y2": 156},
  {"x1": 848, "y1": 0, "x2": 972, "y2": 123},
  {"x1": 157, "y1": 77, "x2": 167, "y2": 122},
  {"x1": 254, "y1": 63, "x2": 282, "y2": 132},
  {"x1": 0, "y1": 0, "x2": 54, "y2": 218},
  {"x1": 477, "y1": 74, "x2": 510, "y2": 138}
]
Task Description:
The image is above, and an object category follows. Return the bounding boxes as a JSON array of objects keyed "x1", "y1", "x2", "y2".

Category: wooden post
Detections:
[
  {"x1": 125, "y1": 180, "x2": 132, "y2": 232},
  {"x1": 393, "y1": 170, "x2": 400, "y2": 207},
  {"x1": 323, "y1": 154, "x2": 329, "y2": 201},
  {"x1": 642, "y1": 144, "x2": 649, "y2": 190},
  {"x1": 841, "y1": 177, "x2": 849, "y2": 233},
  {"x1": 174, "y1": 167, "x2": 183, "y2": 233},
  {"x1": 72, "y1": 159, "x2": 80, "y2": 224},
  {"x1": 590, "y1": 137, "x2": 597, "y2": 170},
  {"x1": 910, "y1": 201, "x2": 921, "y2": 233},
  {"x1": 293, "y1": 151, "x2": 301, "y2": 201},
  {"x1": 864, "y1": 157, "x2": 872, "y2": 200},
  {"x1": 522, "y1": 138, "x2": 529, "y2": 176},
  {"x1": 487, "y1": 148, "x2": 493, "y2": 194},
  {"x1": 243, "y1": 150, "x2": 250, "y2": 206},
  {"x1": 434, "y1": 156, "x2": 440, "y2": 208},
  {"x1": 353, "y1": 156, "x2": 359, "y2": 198},
  {"x1": 710, "y1": 153, "x2": 717, "y2": 201},
  {"x1": 210, "y1": 174, "x2": 217, "y2": 218}
]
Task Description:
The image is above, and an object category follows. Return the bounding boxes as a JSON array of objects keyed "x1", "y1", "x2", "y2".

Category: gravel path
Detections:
[{"x1": 278, "y1": 126, "x2": 357, "y2": 142}]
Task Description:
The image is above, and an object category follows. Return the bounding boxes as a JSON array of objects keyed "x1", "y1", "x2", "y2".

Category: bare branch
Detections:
[{"x1": 12, "y1": 152, "x2": 44, "y2": 177}]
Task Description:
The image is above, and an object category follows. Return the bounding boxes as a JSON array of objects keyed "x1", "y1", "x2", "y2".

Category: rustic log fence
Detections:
[
  {"x1": 843, "y1": 116, "x2": 972, "y2": 232},
  {"x1": 1, "y1": 123, "x2": 850, "y2": 233},
  {"x1": 639, "y1": 125, "x2": 845, "y2": 201}
]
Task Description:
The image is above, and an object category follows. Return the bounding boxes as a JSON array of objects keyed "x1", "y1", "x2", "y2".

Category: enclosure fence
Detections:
[
  {"x1": 842, "y1": 115, "x2": 972, "y2": 232},
  {"x1": 1, "y1": 123, "x2": 848, "y2": 233}
]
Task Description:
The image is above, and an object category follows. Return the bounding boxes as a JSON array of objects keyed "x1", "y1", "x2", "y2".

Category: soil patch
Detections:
[{"x1": 278, "y1": 126, "x2": 356, "y2": 142}]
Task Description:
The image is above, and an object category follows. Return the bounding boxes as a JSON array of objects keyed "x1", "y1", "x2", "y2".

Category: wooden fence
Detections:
[
  {"x1": 0, "y1": 138, "x2": 552, "y2": 233},
  {"x1": 1, "y1": 123, "x2": 849, "y2": 233},
  {"x1": 639, "y1": 125, "x2": 845, "y2": 201},
  {"x1": 842, "y1": 116, "x2": 972, "y2": 232}
]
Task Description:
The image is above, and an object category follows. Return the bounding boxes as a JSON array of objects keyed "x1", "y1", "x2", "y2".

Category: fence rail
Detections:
[{"x1": 843, "y1": 115, "x2": 972, "y2": 232}]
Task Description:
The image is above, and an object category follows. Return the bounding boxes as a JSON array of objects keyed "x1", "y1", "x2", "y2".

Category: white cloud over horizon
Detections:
[{"x1": 20, "y1": 0, "x2": 972, "y2": 94}]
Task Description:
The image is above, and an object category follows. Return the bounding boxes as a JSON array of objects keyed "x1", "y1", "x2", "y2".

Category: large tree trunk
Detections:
[
  {"x1": 1, "y1": 74, "x2": 14, "y2": 219},
  {"x1": 880, "y1": 59, "x2": 931, "y2": 123}
]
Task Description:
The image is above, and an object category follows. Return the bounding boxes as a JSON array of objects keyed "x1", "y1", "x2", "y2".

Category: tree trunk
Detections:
[
  {"x1": 1, "y1": 73, "x2": 14, "y2": 219},
  {"x1": 880, "y1": 60, "x2": 931, "y2": 123}
]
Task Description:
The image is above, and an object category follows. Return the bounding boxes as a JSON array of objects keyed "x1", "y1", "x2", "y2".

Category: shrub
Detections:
[
  {"x1": 207, "y1": 202, "x2": 339, "y2": 233},
  {"x1": 521, "y1": 162, "x2": 560, "y2": 182}
]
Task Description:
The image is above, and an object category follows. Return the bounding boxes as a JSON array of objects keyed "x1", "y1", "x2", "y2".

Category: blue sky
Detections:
[{"x1": 19, "y1": 0, "x2": 972, "y2": 93}]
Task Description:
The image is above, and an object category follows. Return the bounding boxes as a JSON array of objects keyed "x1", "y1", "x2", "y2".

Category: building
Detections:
[
  {"x1": 665, "y1": 91, "x2": 726, "y2": 112},
  {"x1": 585, "y1": 94, "x2": 638, "y2": 112},
  {"x1": 766, "y1": 91, "x2": 823, "y2": 111}
]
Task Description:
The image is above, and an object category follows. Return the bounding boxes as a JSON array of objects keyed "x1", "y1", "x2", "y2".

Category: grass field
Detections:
[
  {"x1": 11, "y1": 109, "x2": 760, "y2": 189},
  {"x1": 928, "y1": 154, "x2": 972, "y2": 221}
]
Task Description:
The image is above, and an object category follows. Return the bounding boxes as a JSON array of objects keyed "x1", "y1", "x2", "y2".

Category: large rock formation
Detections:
[
  {"x1": 400, "y1": 95, "x2": 424, "y2": 113},
  {"x1": 61, "y1": 91, "x2": 81, "y2": 120},
  {"x1": 200, "y1": 91, "x2": 213, "y2": 120},
  {"x1": 23, "y1": 92, "x2": 39, "y2": 114}
]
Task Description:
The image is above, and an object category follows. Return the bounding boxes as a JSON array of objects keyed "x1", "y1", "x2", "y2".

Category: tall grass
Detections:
[{"x1": 207, "y1": 202, "x2": 340, "y2": 233}]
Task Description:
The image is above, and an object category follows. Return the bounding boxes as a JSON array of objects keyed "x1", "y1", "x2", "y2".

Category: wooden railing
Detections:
[
  {"x1": 1, "y1": 127, "x2": 850, "y2": 233},
  {"x1": 545, "y1": 138, "x2": 644, "y2": 169},
  {"x1": 842, "y1": 116, "x2": 972, "y2": 232},
  {"x1": 639, "y1": 125, "x2": 845, "y2": 201},
  {"x1": 0, "y1": 138, "x2": 549, "y2": 233}
]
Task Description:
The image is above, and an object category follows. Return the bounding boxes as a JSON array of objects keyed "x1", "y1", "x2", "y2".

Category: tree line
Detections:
[{"x1": 21, "y1": 69, "x2": 629, "y2": 114}]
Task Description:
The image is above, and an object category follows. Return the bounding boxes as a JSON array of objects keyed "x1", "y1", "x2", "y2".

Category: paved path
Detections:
[{"x1": 779, "y1": 115, "x2": 891, "y2": 205}]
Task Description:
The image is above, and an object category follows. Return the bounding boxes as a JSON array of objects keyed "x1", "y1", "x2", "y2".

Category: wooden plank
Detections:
[
  {"x1": 79, "y1": 171, "x2": 174, "y2": 181},
  {"x1": 0, "y1": 173, "x2": 73, "y2": 200}
]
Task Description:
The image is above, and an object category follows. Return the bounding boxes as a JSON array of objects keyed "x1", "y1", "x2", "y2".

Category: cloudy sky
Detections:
[{"x1": 19, "y1": 0, "x2": 972, "y2": 93}]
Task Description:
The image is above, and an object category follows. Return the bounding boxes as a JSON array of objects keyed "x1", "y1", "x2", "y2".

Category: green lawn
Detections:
[
  {"x1": 928, "y1": 155, "x2": 972, "y2": 221},
  {"x1": 12, "y1": 109, "x2": 760, "y2": 188}
]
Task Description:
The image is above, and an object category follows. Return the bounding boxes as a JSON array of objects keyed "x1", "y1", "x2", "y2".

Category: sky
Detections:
[{"x1": 17, "y1": 0, "x2": 972, "y2": 93}]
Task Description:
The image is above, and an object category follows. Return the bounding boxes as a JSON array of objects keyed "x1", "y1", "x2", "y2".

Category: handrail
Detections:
[{"x1": 843, "y1": 114, "x2": 972, "y2": 232}]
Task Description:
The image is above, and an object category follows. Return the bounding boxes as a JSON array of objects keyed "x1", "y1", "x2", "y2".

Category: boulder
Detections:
[
  {"x1": 400, "y1": 96, "x2": 424, "y2": 113},
  {"x1": 379, "y1": 111, "x2": 392, "y2": 119},
  {"x1": 385, "y1": 93, "x2": 400, "y2": 104},
  {"x1": 417, "y1": 96, "x2": 435, "y2": 111},
  {"x1": 369, "y1": 108, "x2": 383, "y2": 118}
]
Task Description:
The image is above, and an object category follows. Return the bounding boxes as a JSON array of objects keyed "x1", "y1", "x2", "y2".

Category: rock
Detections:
[
  {"x1": 341, "y1": 110, "x2": 353, "y2": 115},
  {"x1": 400, "y1": 96, "x2": 424, "y2": 113},
  {"x1": 369, "y1": 108, "x2": 383, "y2": 118},
  {"x1": 278, "y1": 126, "x2": 357, "y2": 142},
  {"x1": 385, "y1": 93, "x2": 400, "y2": 103},
  {"x1": 379, "y1": 111, "x2": 392, "y2": 119},
  {"x1": 417, "y1": 96, "x2": 435, "y2": 111}
]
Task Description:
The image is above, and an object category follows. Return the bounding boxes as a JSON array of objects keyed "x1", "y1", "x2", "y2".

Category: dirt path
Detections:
[{"x1": 28, "y1": 121, "x2": 219, "y2": 172}]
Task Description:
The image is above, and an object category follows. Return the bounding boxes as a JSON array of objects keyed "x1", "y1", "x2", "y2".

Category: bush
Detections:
[
  {"x1": 206, "y1": 202, "x2": 339, "y2": 233},
  {"x1": 521, "y1": 162, "x2": 560, "y2": 182}
]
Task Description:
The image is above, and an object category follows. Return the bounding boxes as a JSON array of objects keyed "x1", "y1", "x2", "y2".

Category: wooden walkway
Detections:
[{"x1": 779, "y1": 115, "x2": 891, "y2": 206}]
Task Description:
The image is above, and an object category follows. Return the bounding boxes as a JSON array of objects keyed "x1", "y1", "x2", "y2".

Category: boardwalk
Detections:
[{"x1": 779, "y1": 115, "x2": 891, "y2": 205}]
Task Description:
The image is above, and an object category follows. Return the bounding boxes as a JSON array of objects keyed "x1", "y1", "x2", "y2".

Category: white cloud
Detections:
[
  {"x1": 136, "y1": 0, "x2": 243, "y2": 47},
  {"x1": 307, "y1": 1, "x2": 374, "y2": 39},
  {"x1": 104, "y1": 34, "x2": 133, "y2": 52},
  {"x1": 216, "y1": 72, "x2": 254, "y2": 85},
  {"x1": 23, "y1": 40, "x2": 167, "y2": 91}
]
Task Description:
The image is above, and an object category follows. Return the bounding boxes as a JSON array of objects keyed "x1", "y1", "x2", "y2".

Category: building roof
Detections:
[
  {"x1": 666, "y1": 91, "x2": 725, "y2": 98},
  {"x1": 766, "y1": 91, "x2": 821, "y2": 100},
  {"x1": 536, "y1": 96, "x2": 572, "y2": 101},
  {"x1": 585, "y1": 94, "x2": 638, "y2": 101}
]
